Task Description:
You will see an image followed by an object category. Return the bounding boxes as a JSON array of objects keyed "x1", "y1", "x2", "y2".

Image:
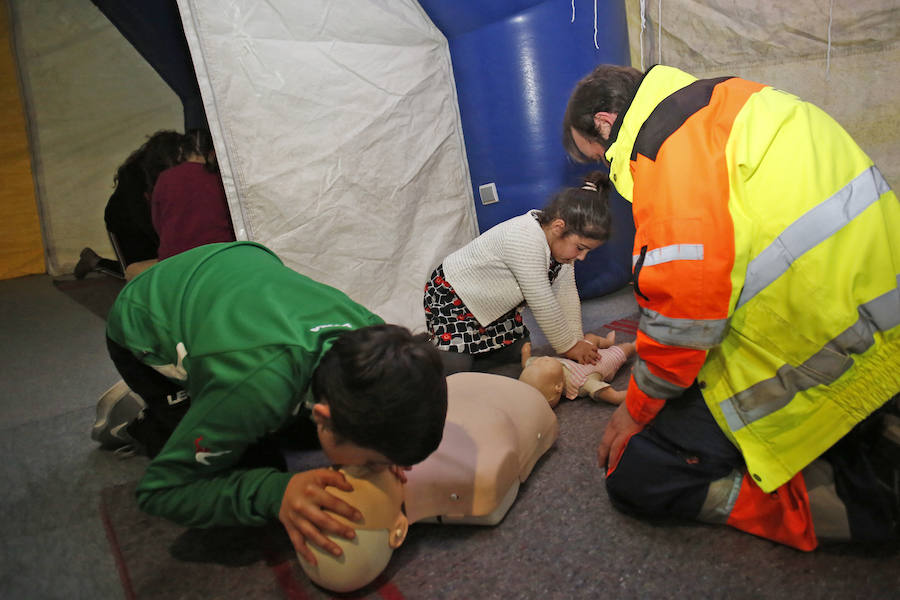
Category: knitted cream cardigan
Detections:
[{"x1": 442, "y1": 211, "x2": 584, "y2": 353}]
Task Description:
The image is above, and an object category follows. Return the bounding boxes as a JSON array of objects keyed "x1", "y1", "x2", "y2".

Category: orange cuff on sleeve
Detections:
[{"x1": 625, "y1": 376, "x2": 666, "y2": 424}]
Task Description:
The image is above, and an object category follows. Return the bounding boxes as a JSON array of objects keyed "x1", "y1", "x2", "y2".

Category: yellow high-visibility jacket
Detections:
[{"x1": 606, "y1": 65, "x2": 900, "y2": 492}]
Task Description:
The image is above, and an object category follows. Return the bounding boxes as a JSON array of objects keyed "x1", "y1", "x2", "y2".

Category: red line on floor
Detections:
[
  {"x1": 267, "y1": 557, "x2": 310, "y2": 600},
  {"x1": 375, "y1": 576, "x2": 405, "y2": 600},
  {"x1": 606, "y1": 319, "x2": 638, "y2": 333},
  {"x1": 98, "y1": 492, "x2": 137, "y2": 600}
]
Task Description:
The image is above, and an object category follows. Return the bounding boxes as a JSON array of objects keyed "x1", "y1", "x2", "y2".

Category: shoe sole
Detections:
[{"x1": 91, "y1": 380, "x2": 146, "y2": 447}]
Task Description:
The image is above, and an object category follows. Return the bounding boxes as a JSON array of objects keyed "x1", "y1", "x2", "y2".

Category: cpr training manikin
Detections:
[{"x1": 297, "y1": 372, "x2": 559, "y2": 592}]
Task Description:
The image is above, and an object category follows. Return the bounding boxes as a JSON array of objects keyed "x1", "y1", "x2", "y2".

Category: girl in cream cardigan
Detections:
[{"x1": 425, "y1": 171, "x2": 613, "y2": 375}]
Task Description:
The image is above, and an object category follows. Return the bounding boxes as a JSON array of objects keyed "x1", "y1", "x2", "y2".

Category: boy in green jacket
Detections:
[{"x1": 99, "y1": 241, "x2": 447, "y2": 564}]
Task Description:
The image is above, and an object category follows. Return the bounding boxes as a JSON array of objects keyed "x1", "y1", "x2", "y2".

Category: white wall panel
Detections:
[
  {"x1": 624, "y1": 0, "x2": 899, "y2": 188},
  {"x1": 177, "y1": 0, "x2": 478, "y2": 330},
  {"x1": 10, "y1": 0, "x2": 182, "y2": 275}
]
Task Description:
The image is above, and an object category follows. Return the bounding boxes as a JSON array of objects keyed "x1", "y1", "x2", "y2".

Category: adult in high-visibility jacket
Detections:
[{"x1": 563, "y1": 64, "x2": 900, "y2": 550}]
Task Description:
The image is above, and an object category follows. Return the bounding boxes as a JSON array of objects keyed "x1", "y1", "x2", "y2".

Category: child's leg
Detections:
[
  {"x1": 580, "y1": 375, "x2": 623, "y2": 405},
  {"x1": 473, "y1": 337, "x2": 530, "y2": 374},
  {"x1": 616, "y1": 341, "x2": 636, "y2": 359},
  {"x1": 592, "y1": 387, "x2": 626, "y2": 405},
  {"x1": 584, "y1": 331, "x2": 615, "y2": 349},
  {"x1": 437, "y1": 349, "x2": 474, "y2": 376}
]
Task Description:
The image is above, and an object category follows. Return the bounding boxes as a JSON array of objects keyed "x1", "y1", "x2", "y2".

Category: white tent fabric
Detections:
[
  {"x1": 9, "y1": 0, "x2": 183, "y2": 276},
  {"x1": 175, "y1": 0, "x2": 478, "y2": 331},
  {"x1": 624, "y1": 0, "x2": 900, "y2": 189}
]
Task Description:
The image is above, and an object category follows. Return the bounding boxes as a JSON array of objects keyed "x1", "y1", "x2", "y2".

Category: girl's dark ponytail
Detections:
[{"x1": 537, "y1": 170, "x2": 612, "y2": 241}]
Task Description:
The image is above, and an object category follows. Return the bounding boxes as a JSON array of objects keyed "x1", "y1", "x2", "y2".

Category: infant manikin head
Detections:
[
  {"x1": 297, "y1": 465, "x2": 408, "y2": 593},
  {"x1": 518, "y1": 356, "x2": 565, "y2": 408}
]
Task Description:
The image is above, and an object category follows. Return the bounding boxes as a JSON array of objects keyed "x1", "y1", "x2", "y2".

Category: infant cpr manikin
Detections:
[{"x1": 298, "y1": 372, "x2": 558, "y2": 592}]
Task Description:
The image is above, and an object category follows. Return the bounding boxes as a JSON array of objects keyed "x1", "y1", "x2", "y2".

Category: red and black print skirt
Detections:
[{"x1": 423, "y1": 264, "x2": 526, "y2": 355}]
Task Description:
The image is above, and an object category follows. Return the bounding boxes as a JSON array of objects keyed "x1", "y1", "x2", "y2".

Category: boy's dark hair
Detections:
[
  {"x1": 536, "y1": 170, "x2": 613, "y2": 242},
  {"x1": 562, "y1": 64, "x2": 643, "y2": 163},
  {"x1": 312, "y1": 324, "x2": 447, "y2": 466}
]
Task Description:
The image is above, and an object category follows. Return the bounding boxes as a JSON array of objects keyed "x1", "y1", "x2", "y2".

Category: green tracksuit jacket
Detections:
[{"x1": 106, "y1": 242, "x2": 383, "y2": 527}]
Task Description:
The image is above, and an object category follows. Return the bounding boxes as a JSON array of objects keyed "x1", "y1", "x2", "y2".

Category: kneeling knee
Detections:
[{"x1": 605, "y1": 451, "x2": 658, "y2": 515}]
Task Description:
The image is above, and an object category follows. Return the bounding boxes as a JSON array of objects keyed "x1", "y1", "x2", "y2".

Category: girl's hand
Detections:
[
  {"x1": 564, "y1": 339, "x2": 600, "y2": 365},
  {"x1": 279, "y1": 468, "x2": 362, "y2": 565}
]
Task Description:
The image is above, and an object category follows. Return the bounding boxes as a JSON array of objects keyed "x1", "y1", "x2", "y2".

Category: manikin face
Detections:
[
  {"x1": 297, "y1": 466, "x2": 409, "y2": 593},
  {"x1": 544, "y1": 219, "x2": 602, "y2": 264},
  {"x1": 570, "y1": 127, "x2": 609, "y2": 165},
  {"x1": 519, "y1": 356, "x2": 566, "y2": 408}
]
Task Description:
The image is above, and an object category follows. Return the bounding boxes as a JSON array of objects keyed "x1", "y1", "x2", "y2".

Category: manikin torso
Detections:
[{"x1": 298, "y1": 372, "x2": 559, "y2": 592}]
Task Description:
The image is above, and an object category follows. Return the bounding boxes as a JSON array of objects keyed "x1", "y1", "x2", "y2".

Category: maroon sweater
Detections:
[{"x1": 152, "y1": 162, "x2": 236, "y2": 260}]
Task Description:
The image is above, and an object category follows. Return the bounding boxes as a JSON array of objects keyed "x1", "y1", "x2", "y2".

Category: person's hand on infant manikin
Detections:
[{"x1": 564, "y1": 339, "x2": 600, "y2": 364}]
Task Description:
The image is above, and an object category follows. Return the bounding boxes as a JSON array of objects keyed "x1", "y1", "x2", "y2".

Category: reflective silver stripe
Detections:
[
  {"x1": 736, "y1": 166, "x2": 890, "y2": 310},
  {"x1": 720, "y1": 283, "x2": 900, "y2": 432},
  {"x1": 639, "y1": 306, "x2": 730, "y2": 349},
  {"x1": 698, "y1": 470, "x2": 743, "y2": 525},
  {"x1": 633, "y1": 357, "x2": 690, "y2": 399},
  {"x1": 632, "y1": 243, "x2": 704, "y2": 267}
]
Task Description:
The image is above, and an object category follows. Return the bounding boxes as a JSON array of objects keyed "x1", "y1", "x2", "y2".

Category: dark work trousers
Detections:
[
  {"x1": 105, "y1": 336, "x2": 291, "y2": 468},
  {"x1": 605, "y1": 382, "x2": 895, "y2": 545}
]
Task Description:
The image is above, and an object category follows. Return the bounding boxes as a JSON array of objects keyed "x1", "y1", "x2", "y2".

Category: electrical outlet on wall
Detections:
[{"x1": 479, "y1": 182, "x2": 499, "y2": 205}]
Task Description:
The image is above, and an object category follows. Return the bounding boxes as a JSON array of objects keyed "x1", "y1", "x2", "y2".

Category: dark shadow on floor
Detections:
[{"x1": 53, "y1": 274, "x2": 125, "y2": 320}]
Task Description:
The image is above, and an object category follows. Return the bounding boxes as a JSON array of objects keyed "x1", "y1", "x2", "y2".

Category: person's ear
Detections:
[
  {"x1": 312, "y1": 403, "x2": 332, "y2": 426},
  {"x1": 388, "y1": 514, "x2": 409, "y2": 549},
  {"x1": 592, "y1": 112, "x2": 618, "y2": 139},
  {"x1": 550, "y1": 218, "x2": 567, "y2": 237}
]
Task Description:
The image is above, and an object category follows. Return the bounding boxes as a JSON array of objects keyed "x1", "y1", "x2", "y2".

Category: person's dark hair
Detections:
[
  {"x1": 137, "y1": 130, "x2": 186, "y2": 196},
  {"x1": 114, "y1": 130, "x2": 183, "y2": 194},
  {"x1": 562, "y1": 64, "x2": 643, "y2": 163},
  {"x1": 536, "y1": 170, "x2": 613, "y2": 242},
  {"x1": 312, "y1": 324, "x2": 448, "y2": 466},
  {"x1": 182, "y1": 128, "x2": 219, "y2": 174}
]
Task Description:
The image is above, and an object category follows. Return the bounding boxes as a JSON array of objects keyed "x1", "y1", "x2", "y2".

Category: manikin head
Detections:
[
  {"x1": 518, "y1": 357, "x2": 565, "y2": 408},
  {"x1": 297, "y1": 466, "x2": 408, "y2": 593}
]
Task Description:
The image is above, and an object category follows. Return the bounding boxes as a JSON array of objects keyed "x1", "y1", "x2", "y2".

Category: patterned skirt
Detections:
[{"x1": 424, "y1": 264, "x2": 527, "y2": 355}]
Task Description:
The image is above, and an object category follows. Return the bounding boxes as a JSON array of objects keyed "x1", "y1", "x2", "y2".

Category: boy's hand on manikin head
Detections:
[{"x1": 279, "y1": 468, "x2": 362, "y2": 565}]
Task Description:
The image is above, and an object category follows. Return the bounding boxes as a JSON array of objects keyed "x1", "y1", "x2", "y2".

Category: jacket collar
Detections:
[{"x1": 605, "y1": 65, "x2": 698, "y2": 203}]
